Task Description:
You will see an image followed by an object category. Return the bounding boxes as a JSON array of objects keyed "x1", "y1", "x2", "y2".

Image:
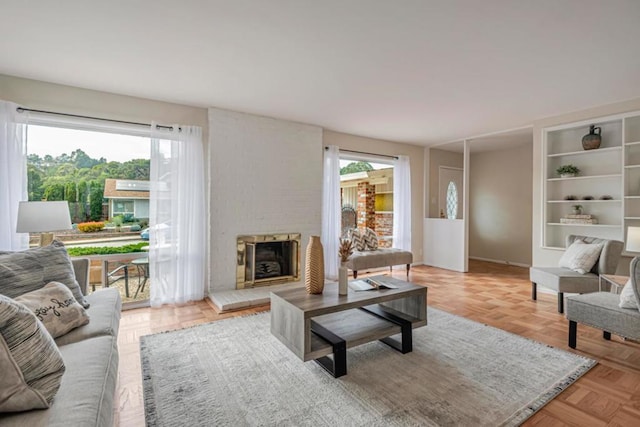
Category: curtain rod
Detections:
[
  {"x1": 325, "y1": 146, "x2": 398, "y2": 160},
  {"x1": 15, "y1": 107, "x2": 179, "y2": 131}
]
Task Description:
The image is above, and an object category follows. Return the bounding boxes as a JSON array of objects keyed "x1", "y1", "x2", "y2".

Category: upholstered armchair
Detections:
[
  {"x1": 530, "y1": 235, "x2": 624, "y2": 313},
  {"x1": 566, "y1": 257, "x2": 640, "y2": 348}
]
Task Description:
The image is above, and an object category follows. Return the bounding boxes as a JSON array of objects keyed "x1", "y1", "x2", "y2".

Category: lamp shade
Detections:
[
  {"x1": 627, "y1": 226, "x2": 640, "y2": 253},
  {"x1": 16, "y1": 201, "x2": 72, "y2": 233}
]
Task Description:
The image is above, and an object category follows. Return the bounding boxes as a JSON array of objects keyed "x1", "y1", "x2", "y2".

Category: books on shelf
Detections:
[
  {"x1": 565, "y1": 214, "x2": 593, "y2": 219},
  {"x1": 348, "y1": 278, "x2": 398, "y2": 291},
  {"x1": 560, "y1": 218, "x2": 598, "y2": 224}
]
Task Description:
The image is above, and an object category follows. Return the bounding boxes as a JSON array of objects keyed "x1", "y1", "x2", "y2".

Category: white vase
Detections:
[{"x1": 338, "y1": 263, "x2": 348, "y2": 295}]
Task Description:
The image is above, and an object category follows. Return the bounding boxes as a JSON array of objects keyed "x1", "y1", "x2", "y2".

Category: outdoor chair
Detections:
[{"x1": 530, "y1": 234, "x2": 623, "y2": 313}]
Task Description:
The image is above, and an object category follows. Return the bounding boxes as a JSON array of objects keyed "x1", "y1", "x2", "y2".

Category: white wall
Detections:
[
  {"x1": 533, "y1": 97, "x2": 640, "y2": 274},
  {"x1": 209, "y1": 108, "x2": 323, "y2": 292},
  {"x1": 469, "y1": 142, "x2": 532, "y2": 266},
  {"x1": 323, "y1": 130, "x2": 425, "y2": 263}
]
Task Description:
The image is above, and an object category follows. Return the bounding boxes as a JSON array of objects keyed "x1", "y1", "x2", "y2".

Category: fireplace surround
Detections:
[{"x1": 236, "y1": 233, "x2": 301, "y2": 289}]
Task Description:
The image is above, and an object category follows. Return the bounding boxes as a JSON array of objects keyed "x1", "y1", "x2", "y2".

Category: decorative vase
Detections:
[
  {"x1": 582, "y1": 125, "x2": 602, "y2": 150},
  {"x1": 305, "y1": 236, "x2": 325, "y2": 294},
  {"x1": 338, "y1": 263, "x2": 348, "y2": 295}
]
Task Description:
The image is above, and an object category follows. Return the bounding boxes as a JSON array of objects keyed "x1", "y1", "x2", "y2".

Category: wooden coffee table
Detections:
[{"x1": 270, "y1": 276, "x2": 427, "y2": 377}]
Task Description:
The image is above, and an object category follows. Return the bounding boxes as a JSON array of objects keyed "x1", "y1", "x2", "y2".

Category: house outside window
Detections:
[{"x1": 113, "y1": 200, "x2": 135, "y2": 216}]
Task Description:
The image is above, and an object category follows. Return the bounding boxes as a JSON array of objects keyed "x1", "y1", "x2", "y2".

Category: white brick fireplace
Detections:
[{"x1": 208, "y1": 107, "x2": 323, "y2": 294}]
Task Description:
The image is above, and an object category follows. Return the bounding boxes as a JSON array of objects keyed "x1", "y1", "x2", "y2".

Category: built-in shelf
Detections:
[
  {"x1": 625, "y1": 196, "x2": 640, "y2": 199},
  {"x1": 546, "y1": 223, "x2": 620, "y2": 228},
  {"x1": 547, "y1": 146, "x2": 621, "y2": 157},
  {"x1": 624, "y1": 217, "x2": 640, "y2": 220},
  {"x1": 624, "y1": 164, "x2": 640, "y2": 169},
  {"x1": 547, "y1": 199, "x2": 621, "y2": 203},
  {"x1": 626, "y1": 141, "x2": 640, "y2": 146},
  {"x1": 547, "y1": 174, "x2": 621, "y2": 182}
]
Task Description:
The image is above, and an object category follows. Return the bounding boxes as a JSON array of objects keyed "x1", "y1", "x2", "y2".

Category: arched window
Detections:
[{"x1": 446, "y1": 181, "x2": 458, "y2": 219}]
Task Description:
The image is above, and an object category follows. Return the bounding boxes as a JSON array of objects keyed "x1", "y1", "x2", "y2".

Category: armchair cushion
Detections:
[
  {"x1": 558, "y1": 240, "x2": 603, "y2": 274},
  {"x1": 530, "y1": 267, "x2": 599, "y2": 294}
]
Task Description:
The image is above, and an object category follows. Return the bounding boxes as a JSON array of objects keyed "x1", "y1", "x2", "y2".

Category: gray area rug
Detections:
[{"x1": 140, "y1": 308, "x2": 595, "y2": 426}]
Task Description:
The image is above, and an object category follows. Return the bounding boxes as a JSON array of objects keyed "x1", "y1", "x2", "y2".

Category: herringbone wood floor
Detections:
[{"x1": 116, "y1": 261, "x2": 640, "y2": 426}]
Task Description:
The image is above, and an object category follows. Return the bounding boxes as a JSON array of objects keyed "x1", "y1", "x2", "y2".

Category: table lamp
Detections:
[
  {"x1": 16, "y1": 201, "x2": 72, "y2": 246},
  {"x1": 627, "y1": 226, "x2": 640, "y2": 254}
]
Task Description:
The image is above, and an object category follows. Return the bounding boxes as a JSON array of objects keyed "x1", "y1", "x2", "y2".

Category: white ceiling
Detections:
[{"x1": 1, "y1": 1, "x2": 639, "y2": 146}]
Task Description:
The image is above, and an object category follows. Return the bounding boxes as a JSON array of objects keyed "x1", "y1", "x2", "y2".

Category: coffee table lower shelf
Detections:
[{"x1": 307, "y1": 305, "x2": 420, "y2": 377}]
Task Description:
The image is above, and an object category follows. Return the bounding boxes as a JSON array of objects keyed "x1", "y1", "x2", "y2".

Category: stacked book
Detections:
[{"x1": 560, "y1": 214, "x2": 598, "y2": 224}]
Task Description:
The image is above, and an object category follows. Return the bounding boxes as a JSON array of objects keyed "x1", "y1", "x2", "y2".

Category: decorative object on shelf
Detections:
[
  {"x1": 304, "y1": 236, "x2": 325, "y2": 294},
  {"x1": 561, "y1": 214, "x2": 598, "y2": 224},
  {"x1": 556, "y1": 164, "x2": 580, "y2": 178},
  {"x1": 564, "y1": 195, "x2": 577, "y2": 200},
  {"x1": 600, "y1": 195, "x2": 613, "y2": 200},
  {"x1": 582, "y1": 196, "x2": 594, "y2": 200},
  {"x1": 572, "y1": 205, "x2": 583, "y2": 215},
  {"x1": 338, "y1": 239, "x2": 353, "y2": 296},
  {"x1": 582, "y1": 125, "x2": 602, "y2": 150}
]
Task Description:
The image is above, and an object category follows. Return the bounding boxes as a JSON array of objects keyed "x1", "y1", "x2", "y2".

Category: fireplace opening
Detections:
[{"x1": 236, "y1": 233, "x2": 301, "y2": 289}]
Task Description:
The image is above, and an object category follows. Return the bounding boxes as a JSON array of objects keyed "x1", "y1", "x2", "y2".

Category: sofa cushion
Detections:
[
  {"x1": 558, "y1": 239, "x2": 603, "y2": 274},
  {"x1": 0, "y1": 241, "x2": 89, "y2": 308},
  {"x1": 0, "y1": 336, "x2": 118, "y2": 427},
  {"x1": 349, "y1": 229, "x2": 367, "y2": 251},
  {"x1": 362, "y1": 227, "x2": 379, "y2": 250},
  {"x1": 15, "y1": 282, "x2": 90, "y2": 339},
  {"x1": 619, "y1": 278, "x2": 638, "y2": 310},
  {"x1": 345, "y1": 248, "x2": 413, "y2": 271},
  {"x1": 0, "y1": 295, "x2": 65, "y2": 412},
  {"x1": 54, "y1": 287, "x2": 121, "y2": 347}
]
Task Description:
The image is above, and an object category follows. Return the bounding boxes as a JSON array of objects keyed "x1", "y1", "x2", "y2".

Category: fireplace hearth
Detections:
[{"x1": 236, "y1": 233, "x2": 301, "y2": 289}]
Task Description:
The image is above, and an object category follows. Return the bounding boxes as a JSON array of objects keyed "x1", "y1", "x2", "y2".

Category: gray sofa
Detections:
[
  {"x1": 0, "y1": 258, "x2": 121, "y2": 427},
  {"x1": 346, "y1": 248, "x2": 413, "y2": 279}
]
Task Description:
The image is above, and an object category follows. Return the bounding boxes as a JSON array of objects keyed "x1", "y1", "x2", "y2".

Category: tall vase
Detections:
[
  {"x1": 305, "y1": 236, "x2": 325, "y2": 294},
  {"x1": 338, "y1": 263, "x2": 348, "y2": 295}
]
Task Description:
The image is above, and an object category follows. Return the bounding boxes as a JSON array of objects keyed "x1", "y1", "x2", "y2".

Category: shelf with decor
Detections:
[{"x1": 543, "y1": 116, "x2": 624, "y2": 249}]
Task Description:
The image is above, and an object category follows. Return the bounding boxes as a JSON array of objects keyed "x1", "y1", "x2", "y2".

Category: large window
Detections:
[{"x1": 26, "y1": 123, "x2": 151, "y2": 305}]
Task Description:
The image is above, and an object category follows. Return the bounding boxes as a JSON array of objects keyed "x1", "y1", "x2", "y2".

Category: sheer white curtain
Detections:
[
  {"x1": 393, "y1": 155, "x2": 411, "y2": 251},
  {"x1": 0, "y1": 101, "x2": 28, "y2": 251},
  {"x1": 322, "y1": 145, "x2": 341, "y2": 280},
  {"x1": 149, "y1": 124, "x2": 206, "y2": 306}
]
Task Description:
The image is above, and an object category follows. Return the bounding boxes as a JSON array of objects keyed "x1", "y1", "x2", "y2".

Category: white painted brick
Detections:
[{"x1": 208, "y1": 108, "x2": 323, "y2": 292}]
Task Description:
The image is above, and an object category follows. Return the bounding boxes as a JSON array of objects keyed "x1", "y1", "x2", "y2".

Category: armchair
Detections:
[{"x1": 530, "y1": 235, "x2": 623, "y2": 313}]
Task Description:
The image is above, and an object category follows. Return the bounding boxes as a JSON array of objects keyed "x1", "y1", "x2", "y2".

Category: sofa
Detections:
[
  {"x1": 343, "y1": 227, "x2": 413, "y2": 279},
  {"x1": 0, "y1": 256, "x2": 121, "y2": 427}
]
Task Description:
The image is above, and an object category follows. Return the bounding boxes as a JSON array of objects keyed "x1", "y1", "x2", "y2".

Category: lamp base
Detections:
[{"x1": 39, "y1": 232, "x2": 54, "y2": 247}]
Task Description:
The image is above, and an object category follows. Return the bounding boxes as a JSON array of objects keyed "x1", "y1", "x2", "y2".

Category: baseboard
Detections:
[{"x1": 469, "y1": 256, "x2": 530, "y2": 268}]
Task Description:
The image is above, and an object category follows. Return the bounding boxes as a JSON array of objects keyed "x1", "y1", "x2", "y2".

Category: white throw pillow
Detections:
[
  {"x1": 619, "y1": 278, "x2": 639, "y2": 309},
  {"x1": 558, "y1": 240, "x2": 603, "y2": 274}
]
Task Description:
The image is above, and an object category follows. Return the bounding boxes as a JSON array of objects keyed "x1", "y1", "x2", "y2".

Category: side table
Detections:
[{"x1": 599, "y1": 274, "x2": 628, "y2": 295}]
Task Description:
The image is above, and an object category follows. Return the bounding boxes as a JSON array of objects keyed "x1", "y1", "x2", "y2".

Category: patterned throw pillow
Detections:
[
  {"x1": 0, "y1": 294, "x2": 65, "y2": 412},
  {"x1": 0, "y1": 240, "x2": 89, "y2": 308},
  {"x1": 558, "y1": 240, "x2": 603, "y2": 274},
  {"x1": 349, "y1": 229, "x2": 367, "y2": 251},
  {"x1": 363, "y1": 227, "x2": 379, "y2": 251},
  {"x1": 619, "y1": 278, "x2": 638, "y2": 310},
  {"x1": 15, "y1": 282, "x2": 90, "y2": 338}
]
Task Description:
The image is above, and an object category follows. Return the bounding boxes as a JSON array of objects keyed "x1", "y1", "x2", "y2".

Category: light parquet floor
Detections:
[{"x1": 116, "y1": 260, "x2": 640, "y2": 426}]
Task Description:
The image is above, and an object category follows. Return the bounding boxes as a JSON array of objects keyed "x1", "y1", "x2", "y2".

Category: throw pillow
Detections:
[
  {"x1": 0, "y1": 294, "x2": 65, "y2": 412},
  {"x1": 15, "y1": 282, "x2": 90, "y2": 338},
  {"x1": 363, "y1": 227, "x2": 379, "y2": 251},
  {"x1": 0, "y1": 240, "x2": 89, "y2": 308},
  {"x1": 349, "y1": 229, "x2": 367, "y2": 251},
  {"x1": 558, "y1": 240, "x2": 603, "y2": 274},
  {"x1": 619, "y1": 278, "x2": 639, "y2": 309}
]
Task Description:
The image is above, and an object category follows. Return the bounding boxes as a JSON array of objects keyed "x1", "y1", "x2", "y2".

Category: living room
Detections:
[{"x1": 1, "y1": 1, "x2": 640, "y2": 426}]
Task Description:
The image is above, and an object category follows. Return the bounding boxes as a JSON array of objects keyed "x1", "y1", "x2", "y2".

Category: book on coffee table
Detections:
[{"x1": 349, "y1": 278, "x2": 398, "y2": 291}]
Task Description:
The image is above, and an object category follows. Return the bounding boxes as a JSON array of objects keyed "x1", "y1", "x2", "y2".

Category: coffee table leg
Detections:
[
  {"x1": 310, "y1": 320, "x2": 347, "y2": 378},
  {"x1": 359, "y1": 305, "x2": 412, "y2": 354}
]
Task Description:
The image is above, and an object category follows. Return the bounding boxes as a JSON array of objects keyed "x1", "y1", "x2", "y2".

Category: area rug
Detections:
[{"x1": 140, "y1": 308, "x2": 595, "y2": 426}]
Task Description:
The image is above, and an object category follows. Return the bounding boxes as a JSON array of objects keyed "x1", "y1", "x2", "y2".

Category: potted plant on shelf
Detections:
[
  {"x1": 556, "y1": 164, "x2": 580, "y2": 178},
  {"x1": 572, "y1": 205, "x2": 583, "y2": 215}
]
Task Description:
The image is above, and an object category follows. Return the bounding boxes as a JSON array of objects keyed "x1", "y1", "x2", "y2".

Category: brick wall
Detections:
[
  {"x1": 357, "y1": 182, "x2": 376, "y2": 230},
  {"x1": 375, "y1": 212, "x2": 393, "y2": 248}
]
